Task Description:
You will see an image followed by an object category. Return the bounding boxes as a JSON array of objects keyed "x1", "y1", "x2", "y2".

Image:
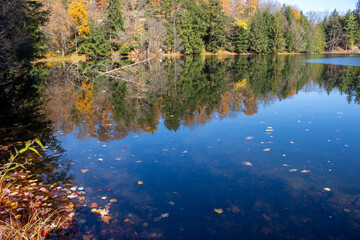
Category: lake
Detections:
[{"x1": 1, "y1": 55, "x2": 360, "y2": 239}]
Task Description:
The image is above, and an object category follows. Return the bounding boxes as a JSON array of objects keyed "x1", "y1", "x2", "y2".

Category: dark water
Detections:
[{"x1": 1, "y1": 55, "x2": 360, "y2": 239}]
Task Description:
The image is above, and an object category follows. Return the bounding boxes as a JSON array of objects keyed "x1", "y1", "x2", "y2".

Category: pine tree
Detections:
[
  {"x1": 325, "y1": 10, "x2": 342, "y2": 51},
  {"x1": 343, "y1": 10, "x2": 357, "y2": 50},
  {"x1": 249, "y1": 10, "x2": 273, "y2": 53},
  {"x1": 107, "y1": 0, "x2": 125, "y2": 33},
  {"x1": 272, "y1": 12, "x2": 286, "y2": 53},
  {"x1": 203, "y1": 0, "x2": 227, "y2": 52}
]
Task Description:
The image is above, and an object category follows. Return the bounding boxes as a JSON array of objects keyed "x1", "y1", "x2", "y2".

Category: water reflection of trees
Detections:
[
  {"x1": 43, "y1": 56, "x2": 360, "y2": 142},
  {"x1": 0, "y1": 71, "x2": 75, "y2": 186}
]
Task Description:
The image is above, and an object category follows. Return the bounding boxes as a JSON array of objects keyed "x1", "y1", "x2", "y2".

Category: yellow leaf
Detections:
[
  {"x1": 138, "y1": 181, "x2": 144, "y2": 185},
  {"x1": 214, "y1": 208, "x2": 223, "y2": 214}
]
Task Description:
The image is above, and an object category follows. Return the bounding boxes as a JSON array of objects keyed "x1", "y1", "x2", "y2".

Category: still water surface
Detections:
[{"x1": 1, "y1": 55, "x2": 360, "y2": 239}]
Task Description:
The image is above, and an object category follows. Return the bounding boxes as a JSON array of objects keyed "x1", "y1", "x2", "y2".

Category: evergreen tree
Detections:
[
  {"x1": 342, "y1": 10, "x2": 357, "y2": 49},
  {"x1": 177, "y1": 0, "x2": 206, "y2": 54},
  {"x1": 78, "y1": 23, "x2": 112, "y2": 58},
  {"x1": 107, "y1": 0, "x2": 125, "y2": 33},
  {"x1": 249, "y1": 10, "x2": 273, "y2": 53},
  {"x1": 203, "y1": 0, "x2": 227, "y2": 52},
  {"x1": 312, "y1": 25, "x2": 326, "y2": 53},
  {"x1": 0, "y1": 0, "x2": 48, "y2": 84},
  {"x1": 233, "y1": 26, "x2": 250, "y2": 53},
  {"x1": 299, "y1": 13, "x2": 314, "y2": 53},
  {"x1": 272, "y1": 12, "x2": 286, "y2": 53},
  {"x1": 325, "y1": 10, "x2": 343, "y2": 51}
]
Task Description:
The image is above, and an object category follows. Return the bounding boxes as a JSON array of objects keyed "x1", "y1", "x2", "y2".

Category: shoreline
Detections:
[{"x1": 34, "y1": 51, "x2": 360, "y2": 63}]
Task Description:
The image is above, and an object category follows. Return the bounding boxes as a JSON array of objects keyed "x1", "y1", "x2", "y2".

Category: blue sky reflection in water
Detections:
[{"x1": 49, "y1": 55, "x2": 360, "y2": 239}]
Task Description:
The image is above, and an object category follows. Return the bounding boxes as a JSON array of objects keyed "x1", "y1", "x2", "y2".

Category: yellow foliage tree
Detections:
[
  {"x1": 236, "y1": 0, "x2": 258, "y2": 18},
  {"x1": 68, "y1": 0, "x2": 90, "y2": 38},
  {"x1": 220, "y1": 0, "x2": 231, "y2": 15},
  {"x1": 292, "y1": 8, "x2": 301, "y2": 21}
]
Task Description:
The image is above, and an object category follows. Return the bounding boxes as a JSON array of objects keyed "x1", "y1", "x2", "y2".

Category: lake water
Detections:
[{"x1": 1, "y1": 55, "x2": 360, "y2": 239}]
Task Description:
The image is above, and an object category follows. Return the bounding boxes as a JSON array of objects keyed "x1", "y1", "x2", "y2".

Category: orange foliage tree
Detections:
[{"x1": 43, "y1": 0, "x2": 74, "y2": 56}]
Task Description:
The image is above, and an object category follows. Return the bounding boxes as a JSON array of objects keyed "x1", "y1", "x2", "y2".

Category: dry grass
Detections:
[
  {"x1": 0, "y1": 176, "x2": 75, "y2": 239},
  {"x1": 0, "y1": 209, "x2": 68, "y2": 240}
]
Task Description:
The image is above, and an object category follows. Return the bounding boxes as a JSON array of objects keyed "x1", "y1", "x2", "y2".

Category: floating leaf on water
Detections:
[
  {"x1": 168, "y1": 201, "x2": 175, "y2": 206},
  {"x1": 98, "y1": 158, "x2": 103, "y2": 161},
  {"x1": 101, "y1": 196, "x2": 107, "y2": 200},
  {"x1": 242, "y1": 161, "x2": 252, "y2": 166},
  {"x1": 78, "y1": 196, "x2": 85, "y2": 200},
  {"x1": 214, "y1": 208, "x2": 223, "y2": 214},
  {"x1": 283, "y1": 164, "x2": 289, "y2": 167},
  {"x1": 70, "y1": 187, "x2": 77, "y2": 191},
  {"x1": 136, "y1": 160, "x2": 142, "y2": 163},
  {"x1": 160, "y1": 213, "x2": 169, "y2": 218},
  {"x1": 115, "y1": 158, "x2": 121, "y2": 160},
  {"x1": 78, "y1": 187, "x2": 84, "y2": 190},
  {"x1": 263, "y1": 148, "x2": 271, "y2": 152},
  {"x1": 289, "y1": 169, "x2": 298, "y2": 172},
  {"x1": 102, "y1": 216, "x2": 111, "y2": 224},
  {"x1": 245, "y1": 136, "x2": 254, "y2": 140},
  {"x1": 324, "y1": 188, "x2": 331, "y2": 192},
  {"x1": 108, "y1": 188, "x2": 113, "y2": 191},
  {"x1": 53, "y1": 154, "x2": 59, "y2": 157},
  {"x1": 182, "y1": 150, "x2": 188, "y2": 154},
  {"x1": 124, "y1": 218, "x2": 130, "y2": 223},
  {"x1": 110, "y1": 199, "x2": 117, "y2": 203},
  {"x1": 102, "y1": 145, "x2": 106, "y2": 147},
  {"x1": 131, "y1": 155, "x2": 135, "y2": 157},
  {"x1": 81, "y1": 169, "x2": 89, "y2": 173},
  {"x1": 91, "y1": 208, "x2": 98, "y2": 213},
  {"x1": 138, "y1": 181, "x2": 144, "y2": 185},
  {"x1": 344, "y1": 209, "x2": 351, "y2": 212},
  {"x1": 290, "y1": 141, "x2": 294, "y2": 144},
  {"x1": 91, "y1": 203, "x2": 98, "y2": 208},
  {"x1": 301, "y1": 170, "x2": 310, "y2": 173}
]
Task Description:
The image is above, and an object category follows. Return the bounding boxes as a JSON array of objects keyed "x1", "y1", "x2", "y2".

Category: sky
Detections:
[{"x1": 275, "y1": 0, "x2": 357, "y2": 14}]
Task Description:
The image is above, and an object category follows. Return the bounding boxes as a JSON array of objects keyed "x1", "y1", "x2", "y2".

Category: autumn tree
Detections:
[
  {"x1": 68, "y1": 0, "x2": 90, "y2": 38},
  {"x1": 43, "y1": 0, "x2": 74, "y2": 56}
]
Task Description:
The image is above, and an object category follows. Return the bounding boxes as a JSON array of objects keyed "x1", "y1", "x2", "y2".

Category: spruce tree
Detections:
[
  {"x1": 343, "y1": 10, "x2": 357, "y2": 49},
  {"x1": 272, "y1": 12, "x2": 286, "y2": 53},
  {"x1": 107, "y1": 0, "x2": 125, "y2": 33}
]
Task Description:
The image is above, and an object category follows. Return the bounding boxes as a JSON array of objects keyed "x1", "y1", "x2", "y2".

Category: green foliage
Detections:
[
  {"x1": 249, "y1": 10, "x2": 274, "y2": 53},
  {"x1": 0, "y1": 139, "x2": 44, "y2": 180},
  {"x1": 312, "y1": 25, "x2": 326, "y2": 53},
  {"x1": 78, "y1": 24, "x2": 112, "y2": 58},
  {"x1": 177, "y1": 2, "x2": 205, "y2": 54},
  {"x1": 342, "y1": 10, "x2": 357, "y2": 49},
  {"x1": 272, "y1": 12, "x2": 286, "y2": 53},
  {"x1": 0, "y1": 0, "x2": 48, "y2": 83},
  {"x1": 202, "y1": 0, "x2": 227, "y2": 52},
  {"x1": 233, "y1": 27, "x2": 250, "y2": 53},
  {"x1": 107, "y1": 0, "x2": 125, "y2": 32}
]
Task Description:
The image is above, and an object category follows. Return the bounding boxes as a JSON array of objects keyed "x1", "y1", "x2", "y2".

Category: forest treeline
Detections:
[{"x1": 3, "y1": 0, "x2": 360, "y2": 61}]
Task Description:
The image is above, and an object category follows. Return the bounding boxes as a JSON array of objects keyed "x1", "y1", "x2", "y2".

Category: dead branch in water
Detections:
[{"x1": 101, "y1": 58, "x2": 153, "y2": 74}]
